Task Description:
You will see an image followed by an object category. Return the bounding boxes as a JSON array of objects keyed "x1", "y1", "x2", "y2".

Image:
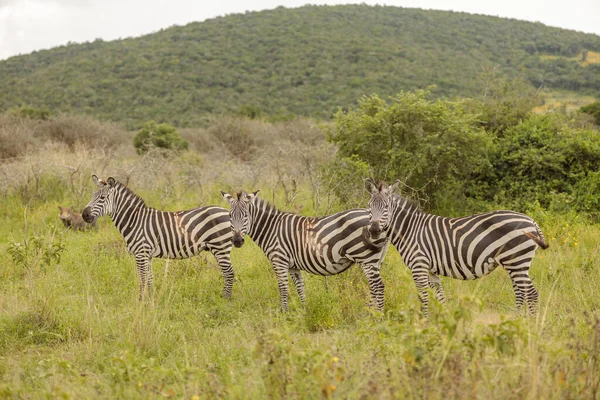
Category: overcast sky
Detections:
[{"x1": 1, "y1": 0, "x2": 599, "y2": 60}]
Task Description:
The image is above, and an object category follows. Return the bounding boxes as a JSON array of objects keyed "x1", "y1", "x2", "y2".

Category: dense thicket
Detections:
[
  {"x1": 1, "y1": 5, "x2": 599, "y2": 128},
  {"x1": 327, "y1": 89, "x2": 600, "y2": 218}
]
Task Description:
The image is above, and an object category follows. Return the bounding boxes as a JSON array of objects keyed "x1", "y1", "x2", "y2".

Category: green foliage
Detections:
[
  {"x1": 580, "y1": 101, "x2": 600, "y2": 125},
  {"x1": 237, "y1": 104, "x2": 263, "y2": 120},
  {"x1": 1, "y1": 5, "x2": 599, "y2": 127},
  {"x1": 326, "y1": 89, "x2": 491, "y2": 208},
  {"x1": 320, "y1": 155, "x2": 371, "y2": 207},
  {"x1": 7, "y1": 229, "x2": 66, "y2": 273},
  {"x1": 471, "y1": 114, "x2": 600, "y2": 215},
  {"x1": 133, "y1": 120, "x2": 188, "y2": 154},
  {"x1": 8, "y1": 105, "x2": 52, "y2": 120},
  {"x1": 469, "y1": 74, "x2": 541, "y2": 135}
]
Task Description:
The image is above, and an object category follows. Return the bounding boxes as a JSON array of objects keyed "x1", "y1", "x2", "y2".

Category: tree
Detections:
[
  {"x1": 133, "y1": 121, "x2": 188, "y2": 155},
  {"x1": 325, "y1": 89, "x2": 491, "y2": 210}
]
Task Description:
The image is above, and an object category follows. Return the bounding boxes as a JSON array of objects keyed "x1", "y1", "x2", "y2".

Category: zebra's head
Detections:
[
  {"x1": 82, "y1": 175, "x2": 117, "y2": 223},
  {"x1": 365, "y1": 178, "x2": 400, "y2": 238},
  {"x1": 221, "y1": 189, "x2": 260, "y2": 248}
]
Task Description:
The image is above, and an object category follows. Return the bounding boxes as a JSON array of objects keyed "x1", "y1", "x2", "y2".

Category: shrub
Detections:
[
  {"x1": 324, "y1": 89, "x2": 491, "y2": 210},
  {"x1": 470, "y1": 114, "x2": 600, "y2": 215},
  {"x1": 580, "y1": 101, "x2": 600, "y2": 125},
  {"x1": 133, "y1": 121, "x2": 188, "y2": 155},
  {"x1": 8, "y1": 106, "x2": 52, "y2": 121}
]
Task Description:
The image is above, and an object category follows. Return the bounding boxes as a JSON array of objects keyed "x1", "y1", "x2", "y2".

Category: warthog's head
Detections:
[{"x1": 58, "y1": 206, "x2": 74, "y2": 222}]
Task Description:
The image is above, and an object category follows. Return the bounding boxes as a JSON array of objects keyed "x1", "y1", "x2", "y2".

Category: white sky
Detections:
[{"x1": 0, "y1": 0, "x2": 599, "y2": 60}]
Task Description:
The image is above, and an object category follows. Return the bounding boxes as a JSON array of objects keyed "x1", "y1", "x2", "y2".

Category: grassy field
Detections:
[
  {"x1": 2, "y1": 182, "x2": 600, "y2": 399},
  {"x1": 1, "y1": 115, "x2": 600, "y2": 399},
  {"x1": 534, "y1": 89, "x2": 598, "y2": 115},
  {"x1": 540, "y1": 51, "x2": 600, "y2": 67}
]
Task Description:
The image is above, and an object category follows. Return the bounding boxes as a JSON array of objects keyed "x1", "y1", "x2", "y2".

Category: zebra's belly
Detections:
[
  {"x1": 151, "y1": 243, "x2": 206, "y2": 259},
  {"x1": 291, "y1": 257, "x2": 354, "y2": 276},
  {"x1": 432, "y1": 257, "x2": 500, "y2": 280}
]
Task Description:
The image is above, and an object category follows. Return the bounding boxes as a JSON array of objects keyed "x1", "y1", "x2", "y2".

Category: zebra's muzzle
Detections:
[
  {"x1": 82, "y1": 207, "x2": 94, "y2": 223},
  {"x1": 232, "y1": 232, "x2": 245, "y2": 248},
  {"x1": 369, "y1": 222, "x2": 382, "y2": 238}
]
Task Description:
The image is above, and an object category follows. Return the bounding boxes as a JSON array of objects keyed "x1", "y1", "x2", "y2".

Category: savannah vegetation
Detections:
[
  {"x1": 1, "y1": 4, "x2": 600, "y2": 398},
  {"x1": 1, "y1": 76, "x2": 600, "y2": 397},
  {"x1": 1, "y1": 4, "x2": 600, "y2": 127}
]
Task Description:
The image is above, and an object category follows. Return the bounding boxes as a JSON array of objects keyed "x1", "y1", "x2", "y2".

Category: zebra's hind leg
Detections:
[
  {"x1": 429, "y1": 273, "x2": 446, "y2": 303},
  {"x1": 290, "y1": 268, "x2": 306, "y2": 303},
  {"x1": 210, "y1": 247, "x2": 235, "y2": 299},
  {"x1": 359, "y1": 264, "x2": 385, "y2": 311},
  {"x1": 509, "y1": 272, "x2": 525, "y2": 310},
  {"x1": 506, "y1": 264, "x2": 537, "y2": 314},
  {"x1": 135, "y1": 253, "x2": 152, "y2": 300},
  {"x1": 412, "y1": 265, "x2": 431, "y2": 318}
]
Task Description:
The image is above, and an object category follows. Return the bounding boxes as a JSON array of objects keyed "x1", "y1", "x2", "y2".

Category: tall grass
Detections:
[{"x1": 0, "y1": 113, "x2": 599, "y2": 398}]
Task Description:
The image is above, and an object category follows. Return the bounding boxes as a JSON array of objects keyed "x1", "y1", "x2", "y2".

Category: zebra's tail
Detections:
[
  {"x1": 524, "y1": 228, "x2": 549, "y2": 250},
  {"x1": 361, "y1": 226, "x2": 388, "y2": 251}
]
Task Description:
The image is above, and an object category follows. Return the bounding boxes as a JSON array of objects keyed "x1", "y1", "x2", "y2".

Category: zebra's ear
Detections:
[
  {"x1": 365, "y1": 178, "x2": 378, "y2": 194},
  {"x1": 247, "y1": 190, "x2": 260, "y2": 201},
  {"x1": 107, "y1": 177, "x2": 116, "y2": 187},
  {"x1": 221, "y1": 191, "x2": 234, "y2": 205},
  {"x1": 92, "y1": 175, "x2": 102, "y2": 187},
  {"x1": 389, "y1": 180, "x2": 401, "y2": 194}
]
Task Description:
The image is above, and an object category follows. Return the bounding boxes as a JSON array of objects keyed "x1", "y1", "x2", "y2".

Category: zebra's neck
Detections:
[
  {"x1": 247, "y1": 198, "x2": 287, "y2": 249},
  {"x1": 110, "y1": 183, "x2": 147, "y2": 234},
  {"x1": 387, "y1": 194, "x2": 424, "y2": 248}
]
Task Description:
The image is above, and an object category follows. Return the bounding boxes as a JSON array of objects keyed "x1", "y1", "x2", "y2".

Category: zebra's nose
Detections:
[
  {"x1": 232, "y1": 232, "x2": 244, "y2": 248},
  {"x1": 369, "y1": 222, "x2": 381, "y2": 237},
  {"x1": 82, "y1": 207, "x2": 93, "y2": 223}
]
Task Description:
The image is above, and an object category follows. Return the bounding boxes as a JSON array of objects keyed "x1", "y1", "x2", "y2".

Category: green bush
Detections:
[
  {"x1": 580, "y1": 101, "x2": 600, "y2": 125},
  {"x1": 471, "y1": 114, "x2": 600, "y2": 215},
  {"x1": 133, "y1": 121, "x2": 188, "y2": 155},
  {"x1": 9, "y1": 106, "x2": 52, "y2": 120},
  {"x1": 325, "y1": 89, "x2": 491, "y2": 210}
]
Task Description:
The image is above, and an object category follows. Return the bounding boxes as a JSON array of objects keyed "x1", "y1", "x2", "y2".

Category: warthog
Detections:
[{"x1": 58, "y1": 206, "x2": 97, "y2": 231}]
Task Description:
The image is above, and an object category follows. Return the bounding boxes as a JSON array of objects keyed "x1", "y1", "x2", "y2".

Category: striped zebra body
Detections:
[
  {"x1": 365, "y1": 179, "x2": 548, "y2": 316},
  {"x1": 82, "y1": 175, "x2": 234, "y2": 299},
  {"x1": 221, "y1": 190, "x2": 388, "y2": 311}
]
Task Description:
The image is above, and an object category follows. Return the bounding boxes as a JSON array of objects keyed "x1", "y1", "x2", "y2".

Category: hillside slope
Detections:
[{"x1": 1, "y1": 4, "x2": 599, "y2": 127}]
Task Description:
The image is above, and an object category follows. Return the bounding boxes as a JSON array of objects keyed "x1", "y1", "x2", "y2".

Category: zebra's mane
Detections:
[
  {"x1": 114, "y1": 181, "x2": 147, "y2": 207},
  {"x1": 391, "y1": 193, "x2": 422, "y2": 214},
  {"x1": 253, "y1": 196, "x2": 299, "y2": 217}
]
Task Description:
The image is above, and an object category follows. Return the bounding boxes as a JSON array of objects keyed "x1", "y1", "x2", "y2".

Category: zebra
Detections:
[
  {"x1": 220, "y1": 190, "x2": 389, "y2": 311},
  {"x1": 82, "y1": 175, "x2": 235, "y2": 299},
  {"x1": 364, "y1": 178, "x2": 549, "y2": 316}
]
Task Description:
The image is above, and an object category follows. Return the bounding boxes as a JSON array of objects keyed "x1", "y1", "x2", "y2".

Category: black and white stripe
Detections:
[
  {"x1": 221, "y1": 190, "x2": 389, "y2": 311},
  {"x1": 365, "y1": 179, "x2": 548, "y2": 316},
  {"x1": 82, "y1": 175, "x2": 234, "y2": 299}
]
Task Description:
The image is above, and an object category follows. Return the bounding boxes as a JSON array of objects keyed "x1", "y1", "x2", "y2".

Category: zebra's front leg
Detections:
[
  {"x1": 135, "y1": 253, "x2": 152, "y2": 300},
  {"x1": 290, "y1": 268, "x2": 306, "y2": 303},
  {"x1": 360, "y1": 264, "x2": 385, "y2": 311},
  {"x1": 272, "y1": 262, "x2": 290, "y2": 312},
  {"x1": 412, "y1": 266, "x2": 431, "y2": 318},
  {"x1": 210, "y1": 247, "x2": 235, "y2": 299},
  {"x1": 429, "y1": 273, "x2": 446, "y2": 303}
]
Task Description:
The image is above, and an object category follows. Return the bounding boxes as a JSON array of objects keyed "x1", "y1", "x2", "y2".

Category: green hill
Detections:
[{"x1": 1, "y1": 4, "x2": 599, "y2": 127}]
